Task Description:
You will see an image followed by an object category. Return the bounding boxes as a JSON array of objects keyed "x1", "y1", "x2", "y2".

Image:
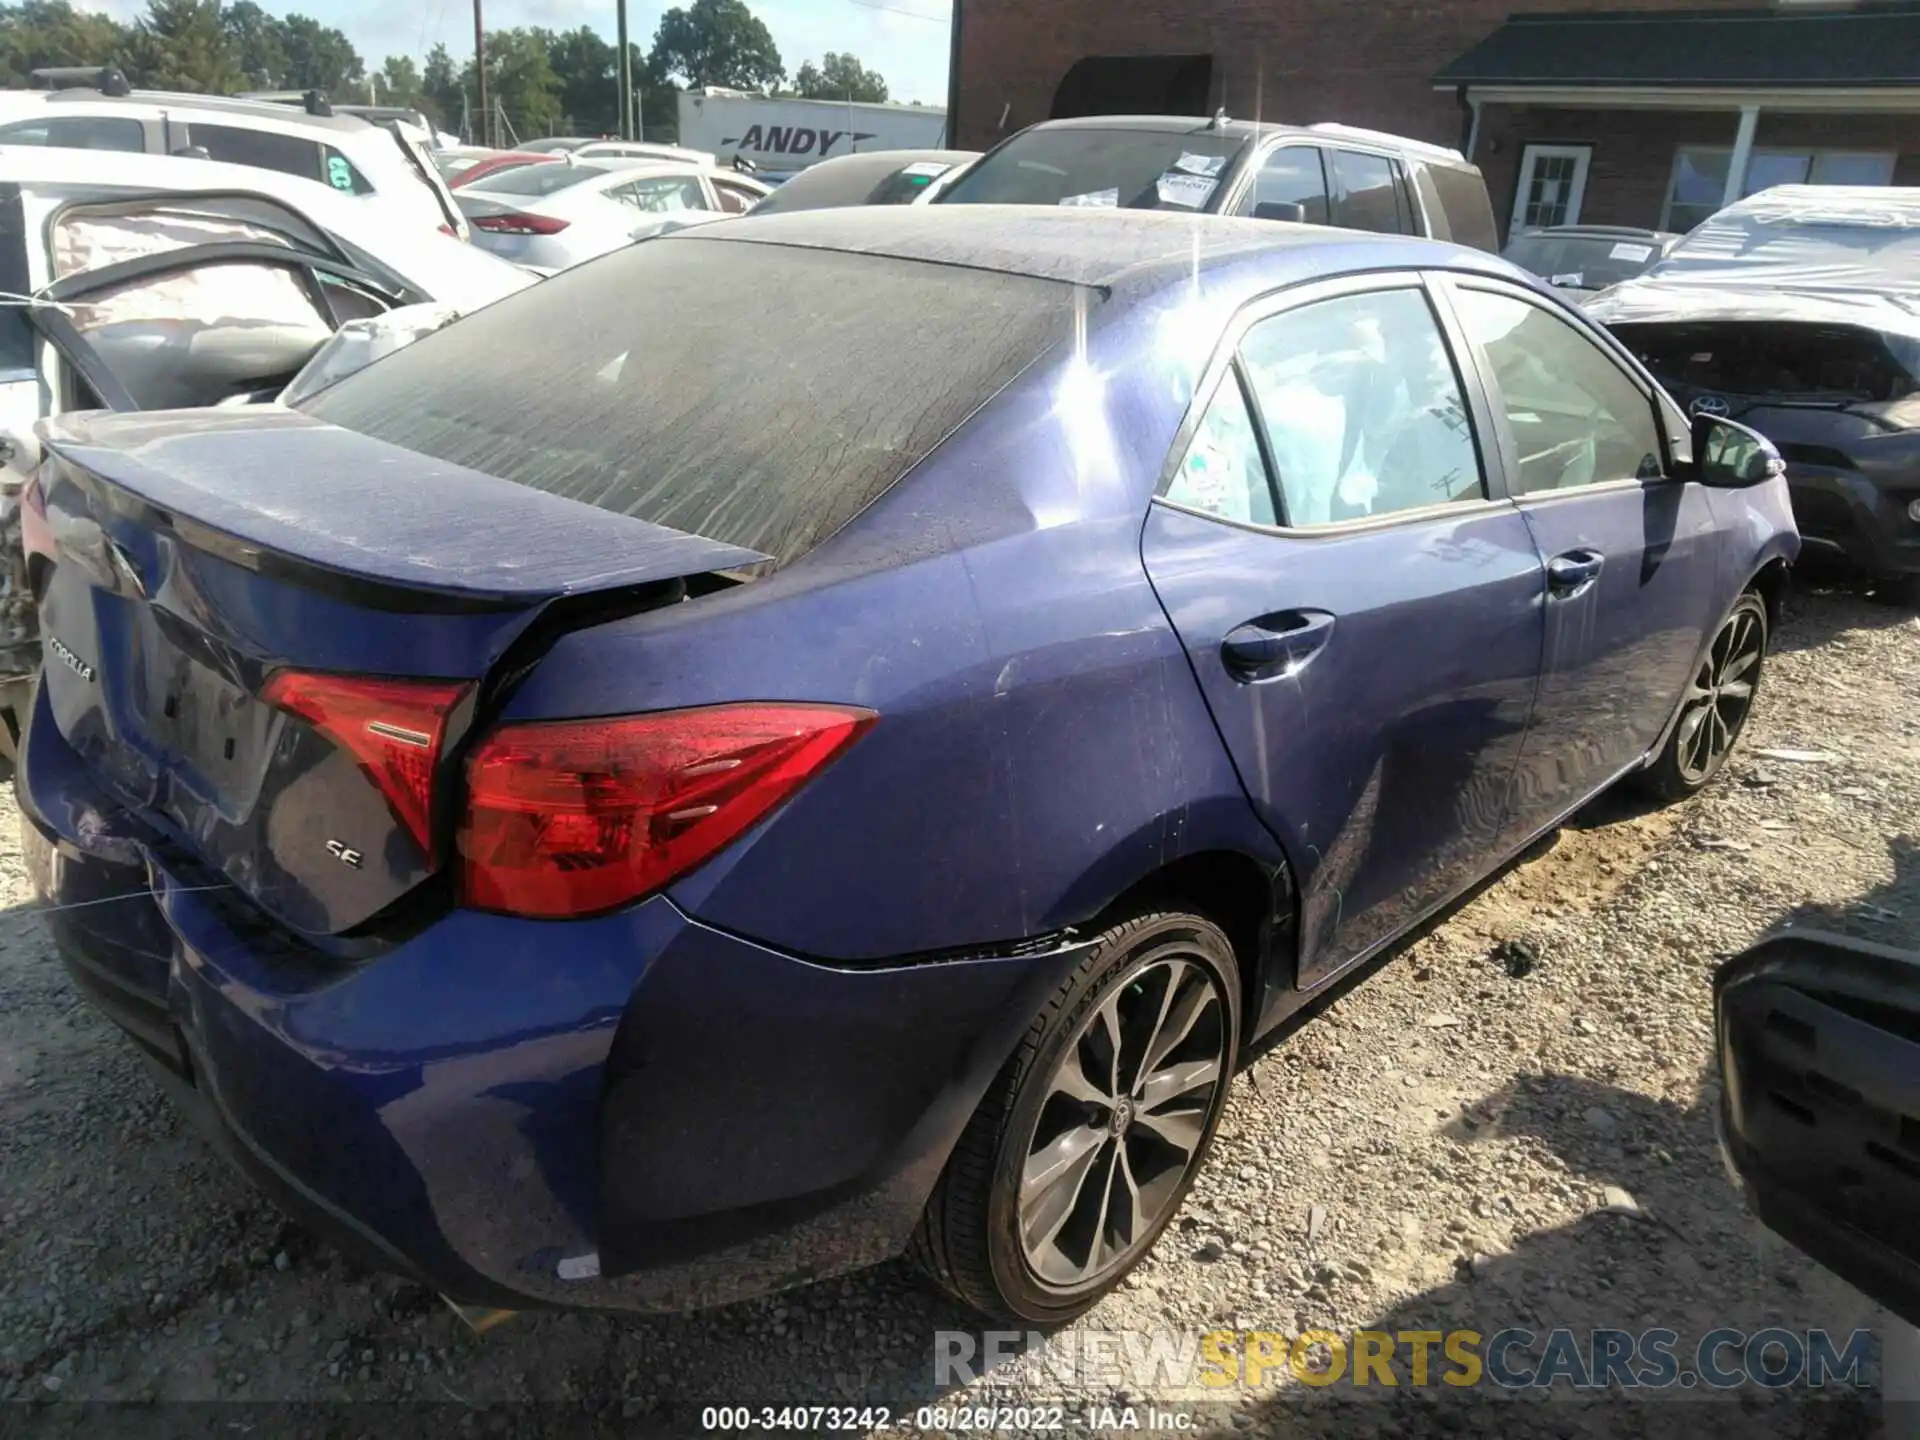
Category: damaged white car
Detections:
[{"x1": 0, "y1": 146, "x2": 535, "y2": 758}]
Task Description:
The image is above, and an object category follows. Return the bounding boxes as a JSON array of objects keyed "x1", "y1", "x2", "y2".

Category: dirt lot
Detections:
[{"x1": 1, "y1": 584, "x2": 1915, "y2": 1437}]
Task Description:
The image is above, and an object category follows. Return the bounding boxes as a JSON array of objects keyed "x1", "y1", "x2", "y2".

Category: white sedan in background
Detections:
[
  {"x1": 0, "y1": 144, "x2": 536, "y2": 758},
  {"x1": 456, "y1": 159, "x2": 768, "y2": 272}
]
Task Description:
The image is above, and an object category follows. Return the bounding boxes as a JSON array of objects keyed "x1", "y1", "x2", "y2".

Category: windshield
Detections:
[
  {"x1": 938, "y1": 128, "x2": 1244, "y2": 211},
  {"x1": 301, "y1": 236, "x2": 1084, "y2": 567},
  {"x1": 465, "y1": 162, "x2": 613, "y2": 197},
  {"x1": 1504, "y1": 234, "x2": 1664, "y2": 291}
]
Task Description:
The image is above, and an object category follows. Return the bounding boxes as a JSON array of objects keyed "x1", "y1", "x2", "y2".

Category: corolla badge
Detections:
[
  {"x1": 46, "y1": 634, "x2": 94, "y2": 683},
  {"x1": 1690, "y1": 395, "x2": 1732, "y2": 419}
]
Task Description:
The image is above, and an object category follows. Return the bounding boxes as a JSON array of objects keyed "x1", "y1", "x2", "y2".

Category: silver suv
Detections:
[
  {"x1": 935, "y1": 114, "x2": 1498, "y2": 251},
  {"x1": 0, "y1": 69, "x2": 466, "y2": 239}
]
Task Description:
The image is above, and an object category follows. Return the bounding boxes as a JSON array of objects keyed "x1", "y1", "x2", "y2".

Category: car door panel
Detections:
[
  {"x1": 1142, "y1": 275, "x2": 1545, "y2": 988},
  {"x1": 1145, "y1": 503, "x2": 1545, "y2": 985},
  {"x1": 1442, "y1": 279, "x2": 1727, "y2": 842}
]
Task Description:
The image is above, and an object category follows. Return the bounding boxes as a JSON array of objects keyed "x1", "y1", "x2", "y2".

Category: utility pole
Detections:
[
  {"x1": 615, "y1": 0, "x2": 633, "y2": 140},
  {"x1": 473, "y1": 0, "x2": 490, "y2": 147}
]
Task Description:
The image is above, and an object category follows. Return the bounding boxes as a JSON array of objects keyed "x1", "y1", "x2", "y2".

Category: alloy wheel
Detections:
[
  {"x1": 1017, "y1": 955, "x2": 1228, "y2": 1289},
  {"x1": 1675, "y1": 604, "x2": 1765, "y2": 784}
]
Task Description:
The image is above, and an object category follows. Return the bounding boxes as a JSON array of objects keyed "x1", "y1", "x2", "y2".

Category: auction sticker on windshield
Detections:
[{"x1": 1157, "y1": 173, "x2": 1218, "y2": 209}]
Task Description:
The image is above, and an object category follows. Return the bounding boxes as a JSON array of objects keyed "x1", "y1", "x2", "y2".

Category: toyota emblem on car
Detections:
[{"x1": 1690, "y1": 395, "x2": 1732, "y2": 418}]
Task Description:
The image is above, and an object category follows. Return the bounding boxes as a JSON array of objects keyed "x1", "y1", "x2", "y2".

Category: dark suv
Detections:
[{"x1": 935, "y1": 114, "x2": 1498, "y2": 251}]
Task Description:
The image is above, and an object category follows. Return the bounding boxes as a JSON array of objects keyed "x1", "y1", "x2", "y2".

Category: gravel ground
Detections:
[{"x1": 0, "y1": 584, "x2": 1914, "y2": 1437}]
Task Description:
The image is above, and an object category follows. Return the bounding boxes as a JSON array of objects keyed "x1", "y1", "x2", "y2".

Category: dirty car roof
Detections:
[{"x1": 662, "y1": 203, "x2": 1453, "y2": 290}]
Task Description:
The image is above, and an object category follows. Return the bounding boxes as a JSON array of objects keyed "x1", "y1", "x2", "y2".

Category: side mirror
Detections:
[
  {"x1": 1715, "y1": 930, "x2": 1920, "y2": 1328},
  {"x1": 1690, "y1": 413, "x2": 1784, "y2": 487},
  {"x1": 171, "y1": 145, "x2": 211, "y2": 160},
  {"x1": 1253, "y1": 200, "x2": 1308, "y2": 224}
]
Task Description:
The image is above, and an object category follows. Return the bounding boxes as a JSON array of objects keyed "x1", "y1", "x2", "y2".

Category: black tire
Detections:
[
  {"x1": 1634, "y1": 590, "x2": 1768, "y2": 802},
  {"x1": 911, "y1": 911, "x2": 1240, "y2": 1324},
  {"x1": 1871, "y1": 572, "x2": 1920, "y2": 608}
]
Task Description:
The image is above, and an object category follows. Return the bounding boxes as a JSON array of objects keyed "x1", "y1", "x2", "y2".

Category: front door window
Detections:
[{"x1": 1513, "y1": 144, "x2": 1591, "y2": 234}]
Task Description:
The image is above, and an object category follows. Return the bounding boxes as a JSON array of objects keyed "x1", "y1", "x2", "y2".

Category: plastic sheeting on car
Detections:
[
  {"x1": 1585, "y1": 185, "x2": 1920, "y2": 339},
  {"x1": 52, "y1": 208, "x2": 299, "y2": 281}
]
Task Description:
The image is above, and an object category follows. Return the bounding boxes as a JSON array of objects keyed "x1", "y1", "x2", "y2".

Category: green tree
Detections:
[
  {"x1": 792, "y1": 51, "x2": 887, "y2": 103},
  {"x1": 422, "y1": 41, "x2": 464, "y2": 133},
  {"x1": 545, "y1": 25, "x2": 615, "y2": 135},
  {"x1": 635, "y1": 49, "x2": 679, "y2": 143},
  {"x1": 278, "y1": 12, "x2": 360, "y2": 93},
  {"x1": 468, "y1": 28, "x2": 561, "y2": 142},
  {"x1": 376, "y1": 54, "x2": 427, "y2": 116},
  {"x1": 219, "y1": 0, "x2": 284, "y2": 86},
  {"x1": 648, "y1": 0, "x2": 782, "y2": 93},
  {"x1": 0, "y1": 2, "x2": 136, "y2": 88},
  {"x1": 128, "y1": 0, "x2": 242, "y2": 93}
]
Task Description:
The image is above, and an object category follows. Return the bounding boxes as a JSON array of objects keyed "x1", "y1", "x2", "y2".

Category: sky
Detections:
[{"x1": 83, "y1": 0, "x2": 954, "y2": 105}]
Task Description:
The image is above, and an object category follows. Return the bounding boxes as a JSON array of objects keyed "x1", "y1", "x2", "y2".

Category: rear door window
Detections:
[
  {"x1": 1165, "y1": 370, "x2": 1277, "y2": 525},
  {"x1": 1330, "y1": 150, "x2": 1410, "y2": 235},
  {"x1": 0, "y1": 115, "x2": 145, "y2": 152},
  {"x1": 301, "y1": 237, "x2": 1084, "y2": 567},
  {"x1": 1238, "y1": 287, "x2": 1484, "y2": 524},
  {"x1": 607, "y1": 177, "x2": 707, "y2": 213},
  {"x1": 1237, "y1": 145, "x2": 1329, "y2": 224},
  {"x1": 187, "y1": 123, "x2": 327, "y2": 184},
  {"x1": 709, "y1": 179, "x2": 760, "y2": 214}
]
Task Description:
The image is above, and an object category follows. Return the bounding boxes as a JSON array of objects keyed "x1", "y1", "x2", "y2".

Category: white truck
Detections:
[{"x1": 676, "y1": 88, "x2": 948, "y2": 174}]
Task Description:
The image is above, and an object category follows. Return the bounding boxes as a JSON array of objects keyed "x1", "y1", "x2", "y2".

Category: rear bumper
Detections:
[
  {"x1": 1785, "y1": 466, "x2": 1920, "y2": 579},
  {"x1": 18, "y1": 686, "x2": 1083, "y2": 1313}
]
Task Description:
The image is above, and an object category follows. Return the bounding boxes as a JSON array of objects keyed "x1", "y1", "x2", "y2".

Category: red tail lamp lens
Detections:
[
  {"x1": 458, "y1": 703, "x2": 874, "y2": 918},
  {"x1": 262, "y1": 671, "x2": 469, "y2": 856}
]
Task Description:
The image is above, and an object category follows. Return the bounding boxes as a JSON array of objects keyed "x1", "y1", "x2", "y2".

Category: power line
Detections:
[{"x1": 847, "y1": 0, "x2": 950, "y2": 23}]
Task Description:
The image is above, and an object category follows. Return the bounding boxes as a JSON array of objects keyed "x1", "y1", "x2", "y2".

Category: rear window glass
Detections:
[
  {"x1": 302, "y1": 238, "x2": 1082, "y2": 566},
  {"x1": 869, "y1": 165, "x2": 952, "y2": 205},
  {"x1": 1503, "y1": 233, "x2": 1665, "y2": 291},
  {"x1": 939, "y1": 128, "x2": 1243, "y2": 211},
  {"x1": 466, "y1": 162, "x2": 610, "y2": 197}
]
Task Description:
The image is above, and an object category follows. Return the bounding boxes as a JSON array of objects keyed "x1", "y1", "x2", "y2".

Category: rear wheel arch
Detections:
[{"x1": 1077, "y1": 848, "x2": 1295, "y2": 1042}]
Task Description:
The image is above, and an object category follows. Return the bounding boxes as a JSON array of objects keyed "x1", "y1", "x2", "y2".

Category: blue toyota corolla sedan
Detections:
[{"x1": 19, "y1": 207, "x2": 1795, "y2": 1324}]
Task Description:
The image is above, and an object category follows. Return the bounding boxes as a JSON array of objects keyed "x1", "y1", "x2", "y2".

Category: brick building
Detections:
[{"x1": 948, "y1": 0, "x2": 1920, "y2": 239}]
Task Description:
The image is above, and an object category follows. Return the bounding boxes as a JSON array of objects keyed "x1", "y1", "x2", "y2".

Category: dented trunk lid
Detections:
[{"x1": 34, "y1": 405, "x2": 765, "y2": 936}]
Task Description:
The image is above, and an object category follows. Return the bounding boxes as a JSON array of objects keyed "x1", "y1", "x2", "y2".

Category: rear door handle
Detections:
[
  {"x1": 1547, "y1": 548, "x2": 1605, "y2": 597},
  {"x1": 1221, "y1": 610, "x2": 1336, "y2": 681}
]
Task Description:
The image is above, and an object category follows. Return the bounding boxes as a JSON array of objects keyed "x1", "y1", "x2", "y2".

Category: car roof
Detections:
[
  {"x1": 667, "y1": 203, "x2": 1509, "y2": 292},
  {"x1": 36, "y1": 86, "x2": 377, "y2": 135},
  {"x1": 1020, "y1": 114, "x2": 1468, "y2": 163},
  {"x1": 1514, "y1": 225, "x2": 1673, "y2": 241}
]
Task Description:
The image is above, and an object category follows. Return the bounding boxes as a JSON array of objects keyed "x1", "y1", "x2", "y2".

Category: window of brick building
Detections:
[{"x1": 1663, "y1": 147, "x2": 1896, "y2": 232}]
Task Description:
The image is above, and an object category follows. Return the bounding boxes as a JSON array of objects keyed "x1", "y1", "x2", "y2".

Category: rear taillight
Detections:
[
  {"x1": 471, "y1": 213, "x2": 569, "y2": 236},
  {"x1": 263, "y1": 672, "x2": 469, "y2": 856},
  {"x1": 458, "y1": 703, "x2": 873, "y2": 919}
]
